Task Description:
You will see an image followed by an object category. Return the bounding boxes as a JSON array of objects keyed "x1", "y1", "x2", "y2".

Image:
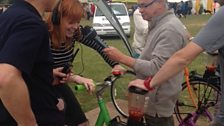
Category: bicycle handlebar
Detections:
[
  {"x1": 74, "y1": 82, "x2": 99, "y2": 91},
  {"x1": 74, "y1": 70, "x2": 136, "y2": 94},
  {"x1": 74, "y1": 84, "x2": 88, "y2": 91}
]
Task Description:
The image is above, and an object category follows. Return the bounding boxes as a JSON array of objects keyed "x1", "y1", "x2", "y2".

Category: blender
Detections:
[{"x1": 127, "y1": 86, "x2": 148, "y2": 126}]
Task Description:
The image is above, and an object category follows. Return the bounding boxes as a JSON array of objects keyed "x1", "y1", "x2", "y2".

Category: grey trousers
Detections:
[{"x1": 145, "y1": 114, "x2": 174, "y2": 126}]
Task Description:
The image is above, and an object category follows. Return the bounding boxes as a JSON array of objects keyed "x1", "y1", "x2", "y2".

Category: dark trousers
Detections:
[
  {"x1": 55, "y1": 84, "x2": 87, "y2": 126},
  {"x1": 145, "y1": 114, "x2": 174, "y2": 126}
]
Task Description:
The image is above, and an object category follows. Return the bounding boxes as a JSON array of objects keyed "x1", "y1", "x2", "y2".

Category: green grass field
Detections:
[{"x1": 71, "y1": 14, "x2": 212, "y2": 112}]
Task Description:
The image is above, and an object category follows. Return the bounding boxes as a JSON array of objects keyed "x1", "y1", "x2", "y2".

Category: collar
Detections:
[
  {"x1": 150, "y1": 9, "x2": 174, "y2": 30},
  {"x1": 15, "y1": 0, "x2": 42, "y2": 18}
]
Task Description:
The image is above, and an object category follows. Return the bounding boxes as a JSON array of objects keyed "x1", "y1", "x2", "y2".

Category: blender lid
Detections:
[{"x1": 128, "y1": 86, "x2": 148, "y2": 95}]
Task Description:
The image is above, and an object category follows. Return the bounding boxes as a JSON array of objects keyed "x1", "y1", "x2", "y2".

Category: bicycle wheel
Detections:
[
  {"x1": 175, "y1": 80, "x2": 221, "y2": 125},
  {"x1": 110, "y1": 70, "x2": 136, "y2": 118}
]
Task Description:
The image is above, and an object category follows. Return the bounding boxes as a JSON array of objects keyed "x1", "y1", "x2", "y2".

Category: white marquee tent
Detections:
[{"x1": 168, "y1": 0, "x2": 189, "y2": 2}]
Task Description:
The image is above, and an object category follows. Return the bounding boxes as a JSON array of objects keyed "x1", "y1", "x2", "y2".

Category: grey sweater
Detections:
[{"x1": 133, "y1": 10, "x2": 188, "y2": 117}]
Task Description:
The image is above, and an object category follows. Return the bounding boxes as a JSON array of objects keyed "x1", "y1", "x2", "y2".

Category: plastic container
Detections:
[{"x1": 128, "y1": 86, "x2": 148, "y2": 121}]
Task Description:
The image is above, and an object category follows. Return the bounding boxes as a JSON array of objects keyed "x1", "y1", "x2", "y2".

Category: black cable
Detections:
[{"x1": 76, "y1": 42, "x2": 85, "y2": 75}]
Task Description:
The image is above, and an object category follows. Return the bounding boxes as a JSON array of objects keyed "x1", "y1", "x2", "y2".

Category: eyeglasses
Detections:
[{"x1": 137, "y1": 0, "x2": 157, "y2": 9}]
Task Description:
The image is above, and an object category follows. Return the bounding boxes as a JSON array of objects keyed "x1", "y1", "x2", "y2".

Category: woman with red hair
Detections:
[{"x1": 46, "y1": 0, "x2": 118, "y2": 125}]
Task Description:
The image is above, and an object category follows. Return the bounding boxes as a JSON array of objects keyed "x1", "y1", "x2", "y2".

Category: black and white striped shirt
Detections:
[
  {"x1": 51, "y1": 42, "x2": 74, "y2": 68},
  {"x1": 51, "y1": 37, "x2": 118, "y2": 69}
]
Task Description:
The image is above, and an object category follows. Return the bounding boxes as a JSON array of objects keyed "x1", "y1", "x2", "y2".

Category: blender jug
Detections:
[{"x1": 127, "y1": 86, "x2": 148, "y2": 125}]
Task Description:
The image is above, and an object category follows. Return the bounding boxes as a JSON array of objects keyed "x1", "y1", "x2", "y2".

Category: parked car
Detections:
[{"x1": 92, "y1": 3, "x2": 131, "y2": 37}]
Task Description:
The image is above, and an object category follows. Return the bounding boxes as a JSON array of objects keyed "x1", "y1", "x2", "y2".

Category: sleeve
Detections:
[
  {"x1": 0, "y1": 21, "x2": 45, "y2": 75},
  {"x1": 76, "y1": 36, "x2": 119, "y2": 67},
  {"x1": 193, "y1": 6, "x2": 224, "y2": 53},
  {"x1": 75, "y1": 26, "x2": 119, "y2": 68},
  {"x1": 133, "y1": 29, "x2": 185, "y2": 77}
]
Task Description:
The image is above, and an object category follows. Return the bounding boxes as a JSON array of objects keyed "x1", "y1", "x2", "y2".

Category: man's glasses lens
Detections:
[{"x1": 137, "y1": 0, "x2": 157, "y2": 8}]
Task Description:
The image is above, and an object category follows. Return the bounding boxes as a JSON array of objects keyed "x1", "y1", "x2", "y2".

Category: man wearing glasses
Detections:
[{"x1": 104, "y1": 0, "x2": 188, "y2": 125}]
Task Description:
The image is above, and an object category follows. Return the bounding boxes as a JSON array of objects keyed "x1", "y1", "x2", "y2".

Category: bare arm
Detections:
[
  {"x1": 150, "y1": 42, "x2": 204, "y2": 88},
  {"x1": 103, "y1": 46, "x2": 136, "y2": 68},
  {"x1": 0, "y1": 64, "x2": 36, "y2": 126}
]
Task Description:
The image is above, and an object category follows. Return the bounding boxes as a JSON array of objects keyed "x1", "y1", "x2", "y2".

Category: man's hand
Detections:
[
  {"x1": 128, "y1": 79, "x2": 148, "y2": 91},
  {"x1": 103, "y1": 46, "x2": 136, "y2": 68},
  {"x1": 103, "y1": 46, "x2": 126, "y2": 62},
  {"x1": 112, "y1": 65, "x2": 126, "y2": 75}
]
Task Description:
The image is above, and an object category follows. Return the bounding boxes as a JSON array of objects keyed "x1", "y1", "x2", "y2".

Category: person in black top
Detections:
[{"x1": 0, "y1": 0, "x2": 65, "y2": 126}]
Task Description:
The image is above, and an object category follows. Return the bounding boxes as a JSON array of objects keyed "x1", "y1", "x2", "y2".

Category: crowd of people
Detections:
[
  {"x1": 168, "y1": 0, "x2": 222, "y2": 18},
  {"x1": 0, "y1": 0, "x2": 224, "y2": 126},
  {"x1": 83, "y1": 3, "x2": 95, "y2": 20},
  {"x1": 168, "y1": 1, "x2": 193, "y2": 18}
]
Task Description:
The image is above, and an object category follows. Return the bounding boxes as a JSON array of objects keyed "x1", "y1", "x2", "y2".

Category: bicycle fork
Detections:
[
  {"x1": 179, "y1": 104, "x2": 214, "y2": 126},
  {"x1": 95, "y1": 98, "x2": 111, "y2": 126}
]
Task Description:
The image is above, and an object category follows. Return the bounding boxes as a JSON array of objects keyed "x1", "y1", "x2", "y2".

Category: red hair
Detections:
[{"x1": 47, "y1": 0, "x2": 84, "y2": 48}]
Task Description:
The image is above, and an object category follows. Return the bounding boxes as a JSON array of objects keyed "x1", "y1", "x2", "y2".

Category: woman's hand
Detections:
[
  {"x1": 71, "y1": 75, "x2": 95, "y2": 93},
  {"x1": 52, "y1": 67, "x2": 68, "y2": 85}
]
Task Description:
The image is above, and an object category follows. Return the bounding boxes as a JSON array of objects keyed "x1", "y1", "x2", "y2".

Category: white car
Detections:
[{"x1": 92, "y1": 3, "x2": 131, "y2": 37}]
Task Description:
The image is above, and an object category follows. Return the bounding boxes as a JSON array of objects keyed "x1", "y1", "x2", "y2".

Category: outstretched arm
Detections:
[
  {"x1": 103, "y1": 46, "x2": 136, "y2": 68},
  {"x1": 128, "y1": 42, "x2": 204, "y2": 90},
  {"x1": 150, "y1": 42, "x2": 204, "y2": 88}
]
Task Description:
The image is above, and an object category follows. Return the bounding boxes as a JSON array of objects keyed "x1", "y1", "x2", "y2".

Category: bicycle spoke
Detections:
[
  {"x1": 175, "y1": 80, "x2": 221, "y2": 125},
  {"x1": 111, "y1": 71, "x2": 136, "y2": 118}
]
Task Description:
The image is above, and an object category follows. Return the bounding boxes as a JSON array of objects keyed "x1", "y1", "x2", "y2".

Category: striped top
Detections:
[
  {"x1": 51, "y1": 36, "x2": 118, "y2": 69},
  {"x1": 51, "y1": 42, "x2": 74, "y2": 68}
]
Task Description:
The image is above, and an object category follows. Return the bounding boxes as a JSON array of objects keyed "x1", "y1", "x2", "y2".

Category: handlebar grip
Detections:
[
  {"x1": 112, "y1": 70, "x2": 122, "y2": 76},
  {"x1": 74, "y1": 82, "x2": 97, "y2": 91},
  {"x1": 74, "y1": 84, "x2": 86, "y2": 91}
]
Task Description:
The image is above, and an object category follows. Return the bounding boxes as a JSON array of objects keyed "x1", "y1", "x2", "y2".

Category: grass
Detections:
[{"x1": 71, "y1": 14, "x2": 212, "y2": 112}]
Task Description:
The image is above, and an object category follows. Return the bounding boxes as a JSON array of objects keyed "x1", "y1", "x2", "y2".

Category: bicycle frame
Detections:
[
  {"x1": 75, "y1": 74, "x2": 125, "y2": 126},
  {"x1": 184, "y1": 67, "x2": 197, "y2": 109},
  {"x1": 178, "y1": 66, "x2": 220, "y2": 126},
  {"x1": 179, "y1": 103, "x2": 213, "y2": 126},
  {"x1": 95, "y1": 98, "x2": 111, "y2": 126},
  {"x1": 95, "y1": 80, "x2": 113, "y2": 126}
]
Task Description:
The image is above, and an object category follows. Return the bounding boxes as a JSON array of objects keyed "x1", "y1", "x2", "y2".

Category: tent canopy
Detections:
[
  {"x1": 82, "y1": 0, "x2": 191, "y2": 3},
  {"x1": 111, "y1": 0, "x2": 190, "y2": 3},
  {"x1": 167, "y1": 0, "x2": 189, "y2": 2},
  {"x1": 112, "y1": 0, "x2": 137, "y2": 3}
]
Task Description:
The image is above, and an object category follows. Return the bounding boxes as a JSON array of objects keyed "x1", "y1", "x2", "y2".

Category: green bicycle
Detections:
[{"x1": 75, "y1": 72, "x2": 128, "y2": 126}]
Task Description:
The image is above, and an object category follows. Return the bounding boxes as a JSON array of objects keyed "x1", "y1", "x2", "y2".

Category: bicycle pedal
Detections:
[{"x1": 109, "y1": 116, "x2": 126, "y2": 126}]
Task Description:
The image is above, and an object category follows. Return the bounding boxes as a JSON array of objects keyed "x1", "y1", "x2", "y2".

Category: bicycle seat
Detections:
[{"x1": 204, "y1": 51, "x2": 218, "y2": 56}]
